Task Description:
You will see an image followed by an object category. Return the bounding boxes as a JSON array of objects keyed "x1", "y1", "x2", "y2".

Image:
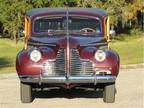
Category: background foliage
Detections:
[{"x1": 0, "y1": 0, "x2": 143, "y2": 41}]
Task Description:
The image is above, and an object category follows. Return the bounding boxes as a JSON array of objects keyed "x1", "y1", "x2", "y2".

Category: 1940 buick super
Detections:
[{"x1": 16, "y1": 8, "x2": 120, "y2": 103}]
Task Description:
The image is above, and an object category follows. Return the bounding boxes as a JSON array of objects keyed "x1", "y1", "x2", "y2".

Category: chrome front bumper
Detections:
[{"x1": 19, "y1": 75, "x2": 116, "y2": 85}]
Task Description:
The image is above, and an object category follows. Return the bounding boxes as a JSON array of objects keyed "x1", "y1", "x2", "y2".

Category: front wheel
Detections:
[
  {"x1": 20, "y1": 82, "x2": 33, "y2": 103},
  {"x1": 103, "y1": 83, "x2": 115, "y2": 103}
]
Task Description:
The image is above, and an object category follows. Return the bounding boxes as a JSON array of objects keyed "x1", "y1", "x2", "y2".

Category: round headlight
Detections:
[
  {"x1": 30, "y1": 49, "x2": 41, "y2": 62},
  {"x1": 94, "y1": 50, "x2": 106, "y2": 62}
]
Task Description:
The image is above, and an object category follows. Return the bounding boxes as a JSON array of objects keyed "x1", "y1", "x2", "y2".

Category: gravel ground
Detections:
[{"x1": 0, "y1": 68, "x2": 143, "y2": 108}]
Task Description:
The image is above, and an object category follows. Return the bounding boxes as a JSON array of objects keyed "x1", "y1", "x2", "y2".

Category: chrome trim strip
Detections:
[
  {"x1": 81, "y1": 42, "x2": 107, "y2": 47},
  {"x1": 28, "y1": 41, "x2": 56, "y2": 46}
]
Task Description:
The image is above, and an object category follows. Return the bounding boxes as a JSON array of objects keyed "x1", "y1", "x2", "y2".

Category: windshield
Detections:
[{"x1": 33, "y1": 16, "x2": 102, "y2": 35}]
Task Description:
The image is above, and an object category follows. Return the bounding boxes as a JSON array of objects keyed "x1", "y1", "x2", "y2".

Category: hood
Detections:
[{"x1": 28, "y1": 35, "x2": 107, "y2": 48}]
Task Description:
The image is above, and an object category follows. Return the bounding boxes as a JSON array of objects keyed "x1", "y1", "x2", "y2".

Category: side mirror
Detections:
[
  {"x1": 109, "y1": 29, "x2": 116, "y2": 40},
  {"x1": 109, "y1": 29, "x2": 116, "y2": 36}
]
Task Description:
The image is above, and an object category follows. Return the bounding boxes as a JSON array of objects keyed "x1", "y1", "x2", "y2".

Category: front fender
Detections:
[
  {"x1": 92, "y1": 50, "x2": 120, "y2": 76},
  {"x1": 79, "y1": 47, "x2": 120, "y2": 76},
  {"x1": 16, "y1": 47, "x2": 56, "y2": 75}
]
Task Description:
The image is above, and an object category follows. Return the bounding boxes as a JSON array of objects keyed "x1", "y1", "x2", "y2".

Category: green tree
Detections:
[
  {"x1": 0, "y1": 0, "x2": 143, "y2": 41},
  {"x1": 0, "y1": 0, "x2": 32, "y2": 41}
]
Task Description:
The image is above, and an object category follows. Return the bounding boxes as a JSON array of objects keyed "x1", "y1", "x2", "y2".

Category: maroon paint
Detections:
[
  {"x1": 16, "y1": 35, "x2": 119, "y2": 76},
  {"x1": 16, "y1": 11, "x2": 119, "y2": 77}
]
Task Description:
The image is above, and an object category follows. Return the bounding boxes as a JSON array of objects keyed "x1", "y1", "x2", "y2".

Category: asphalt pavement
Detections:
[{"x1": 0, "y1": 68, "x2": 143, "y2": 108}]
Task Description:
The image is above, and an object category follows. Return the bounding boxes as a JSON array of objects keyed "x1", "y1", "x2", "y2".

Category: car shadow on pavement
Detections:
[
  {"x1": 0, "y1": 57, "x2": 11, "y2": 69},
  {"x1": 33, "y1": 88, "x2": 103, "y2": 99}
]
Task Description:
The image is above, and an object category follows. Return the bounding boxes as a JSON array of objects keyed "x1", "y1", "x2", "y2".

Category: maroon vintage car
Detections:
[{"x1": 16, "y1": 8, "x2": 120, "y2": 103}]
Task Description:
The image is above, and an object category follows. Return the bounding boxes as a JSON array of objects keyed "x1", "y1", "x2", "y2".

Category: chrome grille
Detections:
[
  {"x1": 54, "y1": 49, "x2": 66, "y2": 76},
  {"x1": 43, "y1": 48, "x2": 94, "y2": 76},
  {"x1": 70, "y1": 49, "x2": 94, "y2": 76}
]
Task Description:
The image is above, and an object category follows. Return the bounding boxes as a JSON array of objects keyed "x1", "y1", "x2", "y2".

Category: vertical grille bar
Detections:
[{"x1": 54, "y1": 49, "x2": 66, "y2": 76}]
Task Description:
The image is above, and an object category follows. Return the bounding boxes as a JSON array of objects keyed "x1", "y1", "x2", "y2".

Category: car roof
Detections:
[{"x1": 26, "y1": 8, "x2": 108, "y2": 17}]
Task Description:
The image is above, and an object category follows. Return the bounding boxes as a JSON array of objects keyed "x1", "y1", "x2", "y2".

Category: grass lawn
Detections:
[
  {"x1": 0, "y1": 38, "x2": 23, "y2": 74},
  {"x1": 0, "y1": 33, "x2": 143, "y2": 74},
  {"x1": 110, "y1": 33, "x2": 144, "y2": 65}
]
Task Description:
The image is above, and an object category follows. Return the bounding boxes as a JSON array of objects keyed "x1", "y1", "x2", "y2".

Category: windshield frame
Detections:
[{"x1": 32, "y1": 14, "x2": 103, "y2": 36}]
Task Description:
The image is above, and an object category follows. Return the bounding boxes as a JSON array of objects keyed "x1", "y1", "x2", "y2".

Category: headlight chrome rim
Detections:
[
  {"x1": 30, "y1": 49, "x2": 41, "y2": 62},
  {"x1": 94, "y1": 50, "x2": 106, "y2": 62}
]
